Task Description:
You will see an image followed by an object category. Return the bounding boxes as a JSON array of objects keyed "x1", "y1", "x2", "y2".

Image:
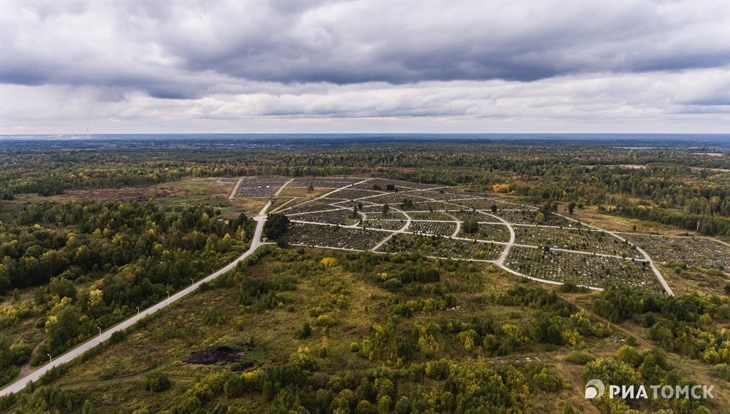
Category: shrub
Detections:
[
  {"x1": 382, "y1": 278, "x2": 402, "y2": 291},
  {"x1": 566, "y1": 351, "x2": 596, "y2": 365},
  {"x1": 395, "y1": 396, "x2": 411, "y2": 414},
  {"x1": 377, "y1": 395, "x2": 393, "y2": 413},
  {"x1": 710, "y1": 363, "x2": 730, "y2": 381},
  {"x1": 224, "y1": 375, "x2": 244, "y2": 398},
  {"x1": 315, "y1": 314, "x2": 334, "y2": 327},
  {"x1": 109, "y1": 330, "x2": 126, "y2": 345},
  {"x1": 462, "y1": 218, "x2": 479, "y2": 234},
  {"x1": 616, "y1": 345, "x2": 642, "y2": 367},
  {"x1": 559, "y1": 283, "x2": 589, "y2": 293},
  {"x1": 425, "y1": 359, "x2": 450, "y2": 380},
  {"x1": 583, "y1": 358, "x2": 638, "y2": 387},
  {"x1": 533, "y1": 368, "x2": 562, "y2": 392},
  {"x1": 145, "y1": 372, "x2": 171, "y2": 392},
  {"x1": 355, "y1": 400, "x2": 373, "y2": 414},
  {"x1": 297, "y1": 321, "x2": 312, "y2": 339}
]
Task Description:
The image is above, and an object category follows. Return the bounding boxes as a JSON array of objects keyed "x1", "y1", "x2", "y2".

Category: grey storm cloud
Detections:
[
  {"x1": 1, "y1": 0, "x2": 729, "y2": 134},
  {"x1": 2, "y1": 1, "x2": 730, "y2": 95}
]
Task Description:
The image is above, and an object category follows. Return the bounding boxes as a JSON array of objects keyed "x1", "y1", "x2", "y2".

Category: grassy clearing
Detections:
[
  {"x1": 658, "y1": 264, "x2": 730, "y2": 296},
  {"x1": 277, "y1": 187, "x2": 330, "y2": 200},
  {"x1": 563, "y1": 204, "x2": 683, "y2": 234}
]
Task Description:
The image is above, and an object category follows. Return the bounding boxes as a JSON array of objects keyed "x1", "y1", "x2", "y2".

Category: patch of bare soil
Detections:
[{"x1": 186, "y1": 346, "x2": 245, "y2": 365}]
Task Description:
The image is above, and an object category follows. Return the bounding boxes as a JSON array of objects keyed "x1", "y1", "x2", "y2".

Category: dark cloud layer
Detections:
[
  {"x1": 3, "y1": 1, "x2": 730, "y2": 94},
  {"x1": 1, "y1": 1, "x2": 729, "y2": 133}
]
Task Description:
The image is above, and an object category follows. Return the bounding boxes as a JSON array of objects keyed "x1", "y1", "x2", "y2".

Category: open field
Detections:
[
  {"x1": 658, "y1": 264, "x2": 730, "y2": 296},
  {"x1": 494, "y1": 209, "x2": 575, "y2": 226},
  {"x1": 564, "y1": 204, "x2": 688, "y2": 234}
]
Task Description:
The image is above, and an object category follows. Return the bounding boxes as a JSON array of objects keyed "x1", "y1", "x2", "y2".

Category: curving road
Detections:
[{"x1": 0, "y1": 184, "x2": 281, "y2": 398}]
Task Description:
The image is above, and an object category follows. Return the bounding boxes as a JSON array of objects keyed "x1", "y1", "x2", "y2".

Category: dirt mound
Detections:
[{"x1": 186, "y1": 346, "x2": 245, "y2": 365}]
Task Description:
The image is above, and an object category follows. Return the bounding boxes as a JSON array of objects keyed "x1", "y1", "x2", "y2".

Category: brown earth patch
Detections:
[{"x1": 186, "y1": 346, "x2": 245, "y2": 365}]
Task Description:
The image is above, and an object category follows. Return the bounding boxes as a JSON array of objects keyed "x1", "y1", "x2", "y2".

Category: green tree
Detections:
[
  {"x1": 46, "y1": 305, "x2": 81, "y2": 353},
  {"x1": 145, "y1": 372, "x2": 171, "y2": 392},
  {"x1": 462, "y1": 218, "x2": 479, "y2": 234},
  {"x1": 264, "y1": 214, "x2": 291, "y2": 240},
  {"x1": 568, "y1": 202, "x2": 576, "y2": 215},
  {"x1": 297, "y1": 321, "x2": 312, "y2": 339}
]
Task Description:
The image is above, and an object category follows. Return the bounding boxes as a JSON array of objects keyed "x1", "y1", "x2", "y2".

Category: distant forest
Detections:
[{"x1": 1, "y1": 138, "x2": 729, "y2": 236}]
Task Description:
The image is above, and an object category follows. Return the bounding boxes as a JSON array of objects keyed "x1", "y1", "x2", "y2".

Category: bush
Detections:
[
  {"x1": 425, "y1": 359, "x2": 450, "y2": 380},
  {"x1": 145, "y1": 372, "x2": 171, "y2": 392},
  {"x1": 315, "y1": 314, "x2": 334, "y2": 327},
  {"x1": 710, "y1": 363, "x2": 730, "y2": 381},
  {"x1": 462, "y1": 218, "x2": 479, "y2": 234},
  {"x1": 533, "y1": 368, "x2": 562, "y2": 393},
  {"x1": 382, "y1": 278, "x2": 402, "y2": 291},
  {"x1": 109, "y1": 330, "x2": 126, "y2": 345},
  {"x1": 377, "y1": 395, "x2": 393, "y2": 413},
  {"x1": 297, "y1": 321, "x2": 312, "y2": 339},
  {"x1": 9, "y1": 340, "x2": 31, "y2": 365},
  {"x1": 355, "y1": 400, "x2": 373, "y2": 414},
  {"x1": 566, "y1": 351, "x2": 596, "y2": 365},
  {"x1": 224, "y1": 375, "x2": 244, "y2": 398},
  {"x1": 558, "y1": 283, "x2": 589, "y2": 293},
  {"x1": 395, "y1": 396, "x2": 411, "y2": 414},
  {"x1": 583, "y1": 358, "x2": 638, "y2": 387},
  {"x1": 616, "y1": 345, "x2": 642, "y2": 367},
  {"x1": 561, "y1": 401, "x2": 577, "y2": 414}
]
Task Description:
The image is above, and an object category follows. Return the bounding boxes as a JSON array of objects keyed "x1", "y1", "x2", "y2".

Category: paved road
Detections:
[
  {"x1": 554, "y1": 212, "x2": 675, "y2": 296},
  {"x1": 228, "y1": 178, "x2": 243, "y2": 200},
  {"x1": 0, "y1": 194, "x2": 276, "y2": 398},
  {"x1": 371, "y1": 207, "x2": 413, "y2": 252}
]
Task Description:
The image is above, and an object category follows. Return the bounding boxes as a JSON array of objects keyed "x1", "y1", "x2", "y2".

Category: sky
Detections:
[{"x1": 1, "y1": 1, "x2": 729, "y2": 134}]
